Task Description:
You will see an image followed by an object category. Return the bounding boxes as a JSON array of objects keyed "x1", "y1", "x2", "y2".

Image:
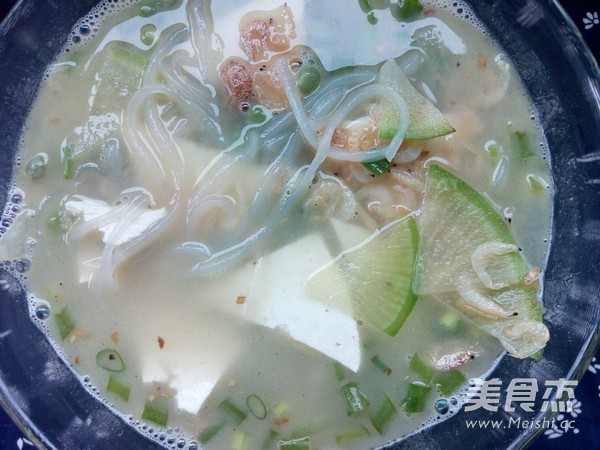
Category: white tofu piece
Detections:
[
  {"x1": 137, "y1": 312, "x2": 241, "y2": 415},
  {"x1": 244, "y1": 221, "x2": 371, "y2": 372},
  {"x1": 129, "y1": 219, "x2": 371, "y2": 413},
  {"x1": 63, "y1": 195, "x2": 166, "y2": 283},
  {"x1": 64, "y1": 195, "x2": 167, "y2": 246},
  {"x1": 141, "y1": 356, "x2": 227, "y2": 415}
]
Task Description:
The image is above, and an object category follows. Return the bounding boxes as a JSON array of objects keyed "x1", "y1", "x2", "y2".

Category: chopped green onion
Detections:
[
  {"x1": 510, "y1": 131, "x2": 534, "y2": 158},
  {"x1": 370, "y1": 394, "x2": 397, "y2": 433},
  {"x1": 486, "y1": 143, "x2": 501, "y2": 159},
  {"x1": 367, "y1": 12, "x2": 378, "y2": 24},
  {"x1": 273, "y1": 401, "x2": 289, "y2": 417},
  {"x1": 363, "y1": 159, "x2": 391, "y2": 176},
  {"x1": 92, "y1": 43, "x2": 147, "y2": 114},
  {"x1": 198, "y1": 423, "x2": 224, "y2": 444},
  {"x1": 335, "y1": 425, "x2": 370, "y2": 444},
  {"x1": 403, "y1": 381, "x2": 431, "y2": 413},
  {"x1": 249, "y1": 105, "x2": 267, "y2": 124},
  {"x1": 24, "y1": 154, "x2": 46, "y2": 180},
  {"x1": 409, "y1": 353, "x2": 433, "y2": 383},
  {"x1": 96, "y1": 349, "x2": 125, "y2": 372},
  {"x1": 107, "y1": 374, "x2": 131, "y2": 401},
  {"x1": 138, "y1": 0, "x2": 178, "y2": 17},
  {"x1": 371, "y1": 355, "x2": 392, "y2": 375},
  {"x1": 358, "y1": 0, "x2": 373, "y2": 13},
  {"x1": 439, "y1": 312, "x2": 463, "y2": 333},
  {"x1": 333, "y1": 362, "x2": 345, "y2": 381},
  {"x1": 140, "y1": 23, "x2": 157, "y2": 46},
  {"x1": 278, "y1": 436, "x2": 310, "y2": 449},
  {"x1": 47, "y1": 214, "x2": 61, "y2": 231},
  {"x1": 47, "y1": 211, "x2": 65, "y2": 232},
  {"x1": 263, "y1": 430, "x2": 280, "y2": 448},
  {"x1": 296, "y1": 66, "x2": 321, "y2": 96},
  {"x1": 142, "y1": 401, "x2": 168, "y2": 427},
  {"x1": 219, "y1": 398, "x2": 247, "y2": 425},
  {"x1": 369, "y1": 0, "x2": 391, "y2": 9},
  {"x1": 435, "y1": 370, "x2": 466, "y2": 396},
  {"x1": 526, "y1": 174, "x2": 548, "y2": 193},
  {"x1": 246, "y1": 394, "x2": 267, "y2": 420},
  {"x1": 63, "y1": 144, "x2": 76, "y2": 179},
  {"x1": 54, "y1": 306, "x2": 75, "y2": 340},
  {"x1": 101, "y1": 45, "x2": 148, "y2": 82},
  {"x1": 231, "y1": 431, "x2": 251, "y2": 450},
  {"x1": 396, "y1": 0, "x2": 424, "y2": 21},
  {"x1": 531, "y1": 349, "x2": 544, "y2": 362},
  {"x1": 341, "y1": 382, "x2": 370, "y2": 415},
  {"x1": 139, "y1": 4, "x2": 157, "y2": 17}
]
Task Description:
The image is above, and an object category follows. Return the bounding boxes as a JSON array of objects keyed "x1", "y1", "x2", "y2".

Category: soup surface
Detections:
[{"x1": 1, "y1": 0, "x2": 552, "y2": 448}]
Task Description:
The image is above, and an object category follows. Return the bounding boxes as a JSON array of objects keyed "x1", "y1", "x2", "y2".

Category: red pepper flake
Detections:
[
  {"x1": 110, "y1": 331, "x2": 119, "y2": 344},
  {"x1": 236, "y1": 296, "x2": 247, "y2": 305},
  {"x1": 273, "y1": 416, "x2": 289, "y2": 426},
  {"x1": 74, "y1": 356, "x2": 80, "y2": 365},
  {"x1": 385, "y1": 368, "x2": 392, "y2": 376},
  {"x1": 158, "y1": 336, "x2": 165, "y2": 349}
]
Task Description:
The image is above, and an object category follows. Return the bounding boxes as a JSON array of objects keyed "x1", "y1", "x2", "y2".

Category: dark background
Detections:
[
  {"x1": 0, "y1": 3, "x2": 13, "y2": 22},
  {"x1": 0, "y1": 0, "x2": 598, "y2": 449}
]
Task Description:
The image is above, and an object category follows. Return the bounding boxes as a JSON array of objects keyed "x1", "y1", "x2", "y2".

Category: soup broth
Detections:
[{"x1": 1, "y1": 0, "x2": 552, "y2": 448}]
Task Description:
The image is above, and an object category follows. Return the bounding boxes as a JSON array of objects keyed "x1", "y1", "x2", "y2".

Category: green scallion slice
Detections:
[
  {"x1": 63, "y1": 144, "x2": 76, "y2": 179},
  {"x1": 96, "y1": 349, "x2": 124, "y2": 372},
  {"x1": 107, "y1": 375, "x2": 130, "y2": 401},
  {"x1": 409, "y1": 353, "x2": 433, "y2": 383},
  {"x1": 218, "y1": 398, "x2": 247, "y2": 425},
  {"x1": 341, "y1": 382, "x2": 370, "y2": 415},
  {"x1": 142, "y1": 401, "x2": 168, "y2": 427},
  {"x1": 335, "y1": 425, "x2": 370, "y2": 444},
  {"x1": 403, "y1": 381, "x2": 431, "y2": 413},
  {"x1": 333, "y1": 362, "x2": 345, "y2": 381},
  {"x1": 363, "y1": 159, "x2": 391, "y2": 176},
  {"x1": 371, "y1": 355, "x2": 392, "y2": 375},
  {"x1": 435, "y1": 370, "x2": 467, "y2": 396},
  {"x1": 396, "y1": 0, "x2": 424, "y2": 21},
  {"x1": 54, "y1": 306, "x2": 75, "y2": 340},
  {"x1": 231, "y1": 431, "x2": 251, "y2": 450},
  {"x1": 371, "y1": 394, "x2": 397, "y2": 433},
  {"x1": 510, "y1": 131, "x2": 534, "y2": 158},
  {"x1": 246, "y1": 394, "x2": 267, "y2": 420},
  {"x1": 198, "y1": 423, "x2": 223, "y2": 444}
]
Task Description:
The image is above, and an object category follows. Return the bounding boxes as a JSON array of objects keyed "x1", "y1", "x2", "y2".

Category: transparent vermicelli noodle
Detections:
[{"x1": 1, "y1": 0, "x2": 553, "y2": 448}]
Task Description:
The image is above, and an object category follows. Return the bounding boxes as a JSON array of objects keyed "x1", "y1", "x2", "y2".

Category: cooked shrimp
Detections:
[
  {"x1": 331, "y1": 116, "x2": 382, "y2": 151},
  {"x1": 239, "y1": 5, "x2": 296, "y2": 62},
  {"x1": 252, "y1": 63, "x2": 287, "y2": 109},
  {"x1": 432, "y1": 350, "x2": 477, "y2": 371},
  {"x1": 218, "y1": 58, "x2": 253, "y2": 102}
]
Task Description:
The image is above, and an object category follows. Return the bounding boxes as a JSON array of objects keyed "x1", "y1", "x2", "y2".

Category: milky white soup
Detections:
[{"x1": 1, "y1": 0, "x2": 552, "y2": 448}]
